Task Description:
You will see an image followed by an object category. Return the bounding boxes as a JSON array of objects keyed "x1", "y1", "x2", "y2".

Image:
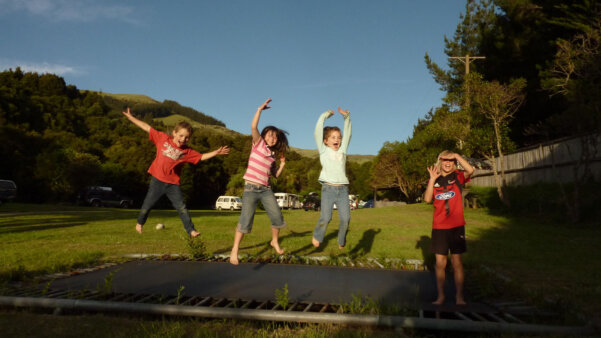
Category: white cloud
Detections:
[
  {"x1": 0, "y1": 0, "x2": 138, "y2": 24},
  {"x1": 0, "y1": 59, "x2": 83, "y2": 76}
]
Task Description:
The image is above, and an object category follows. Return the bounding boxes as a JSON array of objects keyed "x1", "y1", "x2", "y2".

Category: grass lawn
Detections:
[{"x1": 1, "y1": 202, "x2": 600, "y2": 334}]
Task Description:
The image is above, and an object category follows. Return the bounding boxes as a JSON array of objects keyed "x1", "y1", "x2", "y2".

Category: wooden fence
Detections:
[{"x1": 469, "y1": 134, "x2": 601, "y2": 187}]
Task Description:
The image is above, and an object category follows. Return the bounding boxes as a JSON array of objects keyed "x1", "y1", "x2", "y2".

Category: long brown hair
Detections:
[{"x1": 261, "y1": 125, "x2": 289, "y2": 157}]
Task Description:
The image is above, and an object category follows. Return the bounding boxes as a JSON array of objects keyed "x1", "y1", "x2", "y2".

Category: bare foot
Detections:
[
  {"x1": 456, "y1": 297, "x2": 466, "y2": 306},
  {"x1": 338, "y1": 245, "x2": 345, "y2": 249},
  {"x1": 270, "y1": 240, "x2": 284, "y2": 255},
  {"x1": 190, "y1": 230, "x2": 200, "y2": 238},
  {"x1": 135, "y1": 224, "x2": 143, "y2": 234},
  {"x1": 312, "y1": 237, "x2": 320, "y2": 247},
  {"x1": 229, "y1": 253, "x2": 239, "y2": 265},
  {"x1": 432, "y1": 297, "x2": 445, "y2": 305}
]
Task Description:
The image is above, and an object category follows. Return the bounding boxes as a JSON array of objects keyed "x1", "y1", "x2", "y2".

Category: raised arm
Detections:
[
  {"x1": 454, "y1": 153, "x2": 475, "y2": 179},
  {"x1": 314, "y1": 110, "x2": 333, "y2": 152},
  {"x1": 424, "y1": 165, "x2": 441, "y2": 203},
  {"x1": 122, "y1": 107, "x2": 151, "y2": 133},
  {"x1": 200, "y1": 146, "x2": 230, "y2": 161},
  {"x1": 251, "y1": 98, "x2": 271, "y2": 144},
  {"x1": 338, "y1": 107, "x2": 352, "y2": 153},
  {"x1": 275, "y1": 153, "x2": 286, "y2": 178}
]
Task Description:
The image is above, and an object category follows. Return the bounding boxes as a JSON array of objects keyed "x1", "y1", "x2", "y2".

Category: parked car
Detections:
[
  {"x1": 77, "y1": 186, "x2": 133, "y2": 208},
  {"x1": 361, "y1": 199, "x2": 374, "y2": 208},
  {"x1": 303, "y1": 192, "x2": 321, "y2": 211},
  {"x1": 0, "y1": 179, "x2": 17, "y2": 205},
  {"x1": 215, "y1": 196, "x2": 242, "y2": 210}
]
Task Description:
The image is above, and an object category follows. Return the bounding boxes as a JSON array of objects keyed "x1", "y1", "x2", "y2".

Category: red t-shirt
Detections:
[
  {"x1": 147, "y1": 128, "x2": 203, "y2": 185},
  {"x1": 432, "y1": 170, "x2": 469, "y2": 230}
]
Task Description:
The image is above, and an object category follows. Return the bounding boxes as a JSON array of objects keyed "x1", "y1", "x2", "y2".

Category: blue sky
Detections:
[{"x1": 1, "y1": 0, "x2": 466, "y2": 155}]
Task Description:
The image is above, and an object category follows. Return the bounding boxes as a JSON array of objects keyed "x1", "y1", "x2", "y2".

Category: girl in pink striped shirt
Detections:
[{"x1": 230, "y1": 98, "x2": 289, "y2": 265}]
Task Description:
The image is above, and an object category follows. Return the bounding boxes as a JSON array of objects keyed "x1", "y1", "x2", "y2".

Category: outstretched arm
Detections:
[
  {"x1": 200, "y1": 146, "x2": 230, "y2": 161},
  {"x1": 122, "y1": 107, "x2": 151, "y2": 133},
  {"x1": 338, "y1": 107, "x2": 352, "y2": 153},
  {"x1": 424, "y1": 165, "x2": 441, "y2": 204},
  {"x1": 251, "y1": 98, "x2": 271, "y2": 144}
]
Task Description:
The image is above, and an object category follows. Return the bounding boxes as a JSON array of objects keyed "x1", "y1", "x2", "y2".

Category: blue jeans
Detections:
[
  {"x1": 313, "y1": 184, "x2": 350, "y2": 247},
  {"x1": 137, "y1": 177, "x2": 196, "y2": 235},
  {"x1": 237, "y1": 183, "x2": 286, "y2": 233}
]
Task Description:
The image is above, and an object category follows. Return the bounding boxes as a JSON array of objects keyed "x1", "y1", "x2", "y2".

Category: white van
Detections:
[
  {"x1": 215, "y1": 196, "x2": 242, "y2": 210},
  {"x1": 274, "y1": 193, "x2": 301, "y2": 209}
]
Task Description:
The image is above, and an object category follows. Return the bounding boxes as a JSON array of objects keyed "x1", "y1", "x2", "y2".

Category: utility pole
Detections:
[
  {"x1": 449, "y1": 54, "x2": 485, "y2": 150},
  {"x1": 449, "y1": 54, "x2": 486, "y2": 75},
  {"x1": 449, "y1": 53, "x2": 486, "y2": 108}
]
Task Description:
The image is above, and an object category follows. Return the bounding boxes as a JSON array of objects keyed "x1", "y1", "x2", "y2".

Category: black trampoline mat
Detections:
[{"x1": 48, "y1": 260, "x2": 494, "y2": 312}]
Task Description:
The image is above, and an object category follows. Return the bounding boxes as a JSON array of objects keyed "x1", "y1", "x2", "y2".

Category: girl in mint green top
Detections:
[{"x1": 312, "y1": 108, "x2": 352, "y2": 249}]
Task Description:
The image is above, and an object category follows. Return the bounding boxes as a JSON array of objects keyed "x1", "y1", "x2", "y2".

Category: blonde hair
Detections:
[{"x1": 435, "y1": 150, "x2": 456, "y2": 173}]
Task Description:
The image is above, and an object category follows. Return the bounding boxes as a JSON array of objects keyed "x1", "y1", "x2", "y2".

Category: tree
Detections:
[
  {"x1": 469, "y1": 73, "x2": 526, "y2": 206},
  {"x1": 539, "y1": 17, "x2": 601, "y2": 223}
]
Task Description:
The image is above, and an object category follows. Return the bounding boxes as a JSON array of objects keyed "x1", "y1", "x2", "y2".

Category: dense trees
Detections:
[
  {"x1": 371, "y1": 0, "x2": 601, "y2": 216},
  {"x1": 0, "y1": 68, "x2": 372, "y2": 207}
]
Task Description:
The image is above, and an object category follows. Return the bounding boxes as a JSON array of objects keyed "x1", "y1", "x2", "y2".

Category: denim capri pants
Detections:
[{"x1": 237, "y1": 183, "x2": 286, "y2": 233}]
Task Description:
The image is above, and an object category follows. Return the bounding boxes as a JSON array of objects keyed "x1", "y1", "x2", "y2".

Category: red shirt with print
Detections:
[
  {"x1": 147, "y1": 128, "x2": 203, "y2": 185},
  {"x1": 432, "y1": 170, "x2": 469, "y2": 230}
]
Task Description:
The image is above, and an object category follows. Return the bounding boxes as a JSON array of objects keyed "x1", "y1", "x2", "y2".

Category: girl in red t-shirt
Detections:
[
  {"x1": 123, "y1": 108, "x2": 229, "y2": 237},
  {"x1": 424, "y1": 150, "x2": 474, "y2": 305}
]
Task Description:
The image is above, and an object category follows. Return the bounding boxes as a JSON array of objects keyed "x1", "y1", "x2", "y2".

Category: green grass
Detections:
[{"x1": 1, "y1": 202, "x2": 600, "y2": 332}]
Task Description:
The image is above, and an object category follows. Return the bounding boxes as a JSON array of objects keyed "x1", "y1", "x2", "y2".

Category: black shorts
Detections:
[{"x1": 431, "y1": 226, "x2": 466, "y2": 255}]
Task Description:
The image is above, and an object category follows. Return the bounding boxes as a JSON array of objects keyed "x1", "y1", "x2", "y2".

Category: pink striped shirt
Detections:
[{"x1": 243, "y1": 137, "x2": 275, "y2": 186}]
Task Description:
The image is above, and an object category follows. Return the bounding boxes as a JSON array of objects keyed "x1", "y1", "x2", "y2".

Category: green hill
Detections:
[
  {"x1": 155, "y1": 114, "x2": 243, "y2": 138},
  {"x1": 97, "y1": 92, "x2": 159, "y2": 104}
]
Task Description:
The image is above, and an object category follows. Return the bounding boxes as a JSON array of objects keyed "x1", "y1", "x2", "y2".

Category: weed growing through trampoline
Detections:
[
  {"x1": 175, "y1": 286, "x2": 185, "y2": 305},
  {"x1": 275, "y1": 283, "x2": 289, "y2": 310}
]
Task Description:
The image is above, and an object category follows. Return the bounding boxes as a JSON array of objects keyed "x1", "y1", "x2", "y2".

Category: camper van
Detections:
[
  {"x1": 274, "y1": 193, "x2": 301, "y2": 209},
  {"x1": 215, "y1": 196, "x2": 242, "y2": 210}
]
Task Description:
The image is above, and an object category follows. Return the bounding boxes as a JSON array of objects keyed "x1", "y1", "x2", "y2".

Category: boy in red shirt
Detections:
[
  {"x1": 123, "y1": 108, "x2": 229, "y2": 237},
  {"x1": 424, "y1": 150, "x2": 475, "y2": 305}
]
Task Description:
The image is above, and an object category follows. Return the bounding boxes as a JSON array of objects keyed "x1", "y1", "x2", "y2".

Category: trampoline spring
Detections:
[
  {"x1": 287, "y1": 302, "x2": 298, "y2": 311},
  {"x1": 120, "y1": 294, "x2": 139, "y2": 303},
  {"x1": 271, "y1": 303, "x2": 281, "y2": 311},
  {"x1": 240, "y1": 300, "x2": 253, "y2": 309},
  {"x1": 180, "y1": 296, "x2": 198, "y2": 306},
  {"x1": 209, "y1": 298, "x2": 227, "y2": 307},
  {"x1": 319, "y1": 303, "x2": 329, "y2": 313},
  {"x1": 454, "y1": 311, "x2": 473, "y2": 321},
  {"x1": 302, "y1": 302, "x2": 314, "y2": 312},
  {"x1": 136, "y1": 294, "x2": 156, "y2": 304},
  {"x1": 47, "y1": 290, "x2": 71, "y2": 298},
  {"x1": 469, "y1": 312, "x2": 489, "y2": 322},
  {"x1": 195, "y1": 297, "x2": 212, "y2": 307},
  {"x1": 224, "y1": 300, "x2": 236, "y2": 308},
  {"x1": 256, "y1": 300, "x2": 269, "y2": 309},
  {"x1": 488, "y1": 313, "x2": 507, "y2": 323},
  {"x1": 107, "y1": 293, "x2": 129, "y2": 302},
  {"x1": 502, "y1": 312, "x2": 526, "y2": 324},
  {"x1": 419, "y1": 309, "x2": 424, "y2": 318}
]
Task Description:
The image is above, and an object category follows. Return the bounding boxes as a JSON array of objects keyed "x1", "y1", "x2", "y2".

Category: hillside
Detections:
[
  {"x1": 291, "y1": 147, "x2": 374, "y2": 163},
  {"x1": 97, "y1": 92, "x2": 159, "y2": 104},
  {"x1": 155, "y1": 114, "x2": 244, "y2": 138}
]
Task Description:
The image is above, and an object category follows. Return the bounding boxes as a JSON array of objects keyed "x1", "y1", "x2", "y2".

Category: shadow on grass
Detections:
[
  {"x1": 415, "y1": 235, "x2": 434, "y2": 271},
  {"x1": 348, "y1": 228, "x2": 381, "y2": 258}
]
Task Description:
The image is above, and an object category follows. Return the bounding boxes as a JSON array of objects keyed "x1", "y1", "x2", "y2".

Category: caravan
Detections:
[{"x1": 274, "y1": 193, "x2": 301, "y2": 209}]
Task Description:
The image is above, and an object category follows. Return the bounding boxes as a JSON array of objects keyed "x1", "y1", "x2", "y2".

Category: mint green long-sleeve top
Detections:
[{"x1": 314, "y1": 111, "x2": 352, "y2": 185}]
